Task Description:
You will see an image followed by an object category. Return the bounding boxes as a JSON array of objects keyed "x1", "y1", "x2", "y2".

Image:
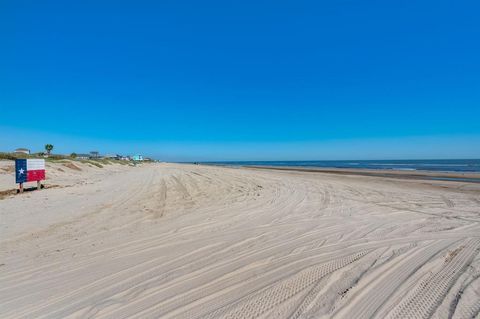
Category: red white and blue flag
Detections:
[{"x1": 15, "y1": 159, "x2": 46, "y2": 183}]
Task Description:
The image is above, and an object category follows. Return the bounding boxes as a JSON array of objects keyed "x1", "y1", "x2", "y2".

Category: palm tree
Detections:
[{"x1": 45, "y1": 144, "x2": 54, "y2": 156}]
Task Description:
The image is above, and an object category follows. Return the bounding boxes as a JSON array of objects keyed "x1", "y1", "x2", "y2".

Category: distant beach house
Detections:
[
  {"x1": 132, "y1": 155, "x2": 144, "y2": 161},
  {"x1": 14, "y1": 148, "x2": 30, "y2": 155},
  {"x1": 114, "y1": 154, "x2": 130, "y2": 161},
  {"x1": 76, "y1": 154, "x2": 91, "y2": 160}
]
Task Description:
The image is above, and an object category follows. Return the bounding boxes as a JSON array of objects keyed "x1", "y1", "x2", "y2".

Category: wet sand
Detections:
[{"x1": 244, "y1": 165, "x2": 480, "y2": 183}]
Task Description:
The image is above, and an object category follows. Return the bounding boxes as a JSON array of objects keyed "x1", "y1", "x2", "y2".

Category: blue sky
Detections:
[{"x1": 1, "y1": 1, "x2": 479, "y2": 161}]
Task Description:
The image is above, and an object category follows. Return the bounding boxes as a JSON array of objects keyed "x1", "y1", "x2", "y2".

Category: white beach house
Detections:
[{"x1": 14, "y1": 148, "x2": 30, "y2": 154}]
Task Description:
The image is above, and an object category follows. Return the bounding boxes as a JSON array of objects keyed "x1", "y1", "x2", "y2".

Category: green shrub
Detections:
[{"x1": 0, "y1": 152, "x2": 18, "y2": 160}]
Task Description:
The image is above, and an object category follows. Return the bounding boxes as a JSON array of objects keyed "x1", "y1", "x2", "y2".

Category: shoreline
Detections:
[{"x1": 237, "y1": 165, "x2": 480, "y2": 183}]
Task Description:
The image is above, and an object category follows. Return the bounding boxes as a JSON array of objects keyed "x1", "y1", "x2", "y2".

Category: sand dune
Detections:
[{"x1": 1, "y1": 162, "x2": 479, "y2": 318}]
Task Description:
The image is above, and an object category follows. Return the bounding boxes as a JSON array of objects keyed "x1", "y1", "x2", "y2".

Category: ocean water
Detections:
[{"x1": 205, "y1": 159, "x2": 480, "y2": 173}]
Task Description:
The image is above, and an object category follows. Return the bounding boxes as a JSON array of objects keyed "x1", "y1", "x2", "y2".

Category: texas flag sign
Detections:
[{"x1": 15, "y1": 159, "x2": 46, "y2": 184}]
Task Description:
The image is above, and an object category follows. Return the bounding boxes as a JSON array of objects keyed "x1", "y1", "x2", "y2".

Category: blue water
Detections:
[{"x1": 204, "y1": 159, "x2": 480, "y2": 173}]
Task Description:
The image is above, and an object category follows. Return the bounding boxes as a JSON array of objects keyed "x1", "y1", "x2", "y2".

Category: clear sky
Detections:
[{"x1": 1, "y1": 1, "x2": 479, "y2": 161}]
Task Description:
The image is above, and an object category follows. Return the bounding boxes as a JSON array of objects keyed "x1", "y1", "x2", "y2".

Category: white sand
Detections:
[{"x1": 1, "y1": 161, "x2": 479, "y2": 318}]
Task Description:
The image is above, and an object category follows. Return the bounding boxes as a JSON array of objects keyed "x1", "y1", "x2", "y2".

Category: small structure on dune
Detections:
[
  {"x1": 115, "y1": 154, "x2": 130, "y2": 161},
  {"x1": 132, "y1": 155, "x2": 144, "y2": 161},
  {"x1": 14, "y1": 148, "x2": 30, "y2": 155},
  {"x1": 75, "y1": 154, "x2": 91, "y2": 160}
]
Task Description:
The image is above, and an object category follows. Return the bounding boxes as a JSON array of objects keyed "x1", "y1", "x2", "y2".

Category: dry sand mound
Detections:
[
  {"x1": 63, "y1": 162, "x2": 82, "y2": 171},
  {"x1": 0, "y1": 163, "x2": 479, "y2": 318}
]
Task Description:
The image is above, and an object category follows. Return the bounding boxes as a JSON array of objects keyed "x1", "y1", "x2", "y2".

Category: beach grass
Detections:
[{"x1": 0, "y1": 152, "x2": 132, "y2": 168}]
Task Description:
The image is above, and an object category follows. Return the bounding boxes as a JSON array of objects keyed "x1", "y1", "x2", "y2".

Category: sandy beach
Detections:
[{"x1": 1, "y1": 161, "x2": 480, "y2": 318}]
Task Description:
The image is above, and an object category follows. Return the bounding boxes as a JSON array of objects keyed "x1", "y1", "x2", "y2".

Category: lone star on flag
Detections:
[{"x1": 15, "y1": 159, "x2": 45, "y2": 184}]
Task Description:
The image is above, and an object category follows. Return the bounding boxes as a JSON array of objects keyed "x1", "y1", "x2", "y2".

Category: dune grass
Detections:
[{"x1": 1, "y1": 152, "x2": 134, "y2": 169}]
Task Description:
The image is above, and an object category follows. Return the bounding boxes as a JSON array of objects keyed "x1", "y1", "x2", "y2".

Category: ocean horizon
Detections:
[{"x1": 201, "y1": 159, "x2": 480, "y2": 173}]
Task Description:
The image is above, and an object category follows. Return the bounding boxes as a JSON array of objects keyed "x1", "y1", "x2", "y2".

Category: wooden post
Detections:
[
  {"x1": 19, "y1": 183, "x2": 24, "y2": 193},
  {"x1": 37, "y1": 181, "x2": 42, "y2": 190}
]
